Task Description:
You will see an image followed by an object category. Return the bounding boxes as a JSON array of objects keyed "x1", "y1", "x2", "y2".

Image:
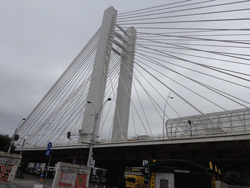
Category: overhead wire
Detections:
[
  {"x1": 136, "y1": 47, "x2": 250, "y2": 77},
  {"x1": 118, "y1": 0, "x2": 250, "y2": 20},
  {"x1": 136, "y1": 37, "x2": 250, "y2": 65},
  {"x1": 136, "y1": 45, "x2": 250, "y2": 89},
  {"x1": 118, "y1": 8, "x2": 250, "y2": 23},
  {"x1": 137, "y1": 41, "x2": 250, "y2": 50},
  {"x1": 136, "y1": 52, "x2": 250, "y2": 108},
  {"x1": 118, "y1": 0, "x2": 190, "y2": 16},
  {"x1": 41, "y1": 47, "x2": 97, "y2": 143},
  {"x1": 98, "y1": 53, "x2": 121, "y2": 139},
  {"x1": 19, "y1": 32, "x2": 100, "y2": 139},
  {"x1": 136, "y1": 32, "x2": 250, "y2": 46},
  {"x1": 25, "y1": 36, "x2": 99, "y2": 144}
]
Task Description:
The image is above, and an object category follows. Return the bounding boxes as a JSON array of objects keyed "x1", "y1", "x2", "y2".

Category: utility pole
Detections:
[{"x1": 86, "y1": 98, "x2": 111, "y2": 167}]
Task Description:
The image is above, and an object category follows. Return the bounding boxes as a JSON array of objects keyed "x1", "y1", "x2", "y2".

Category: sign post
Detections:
[{"x1": 44, "y1": 142, "x2": 52, "y2": 188}]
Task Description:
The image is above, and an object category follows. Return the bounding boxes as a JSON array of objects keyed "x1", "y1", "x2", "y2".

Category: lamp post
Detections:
[
  {"x1": 188, "y1": 120, "x2": 192, "y2": 137},
  {"x1": 19, "y1": 138, "x2": 25, "y2": 156},
  {"x1": 86, "y1": 98, "x2": 111, "y2": 167},
  {"x1": 8, "y1": 118, "x2": 26, "y2": 153},
  {"x1": 163, "y1": 92, "x2": 173, "y2": 139}
]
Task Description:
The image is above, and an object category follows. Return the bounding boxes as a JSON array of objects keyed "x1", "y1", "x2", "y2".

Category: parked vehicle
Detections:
[
  {"x1": 27, "y1": 163, "x2": 46, "y2": 174},
  {"x1": 126, "y1": 175, "x2": 147, "y2": 188}
]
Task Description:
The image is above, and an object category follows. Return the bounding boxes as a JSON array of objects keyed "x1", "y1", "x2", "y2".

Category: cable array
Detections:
[
  {"x1": 17, "y1": 29, "x2": 101, "y2": 147},
  {"x1": 17, "y1": 0, "x2": 250, "y2": 147},
  {"x1": 115, "y1": 0, "x2": 250, "y2": 138}
]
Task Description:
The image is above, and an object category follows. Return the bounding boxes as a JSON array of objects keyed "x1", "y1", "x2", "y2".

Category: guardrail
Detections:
[
  {"x1": 216, "y1": 181, "x2": 250, "y2": 188},
  {"x1": 17, "y1": 126, "x2": 250, "y2": 150}
]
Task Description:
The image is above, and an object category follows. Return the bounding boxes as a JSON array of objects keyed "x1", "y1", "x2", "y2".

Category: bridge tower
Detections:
[
  {"x1": 78, "y1": 6, "x2": 136, "y2": 143},
  {"x1": 111, "y1": 27, "x2": 137, "y2": 141},
  {"x1": 79, "y1": 6, "x2": 117, "y2": 143}
]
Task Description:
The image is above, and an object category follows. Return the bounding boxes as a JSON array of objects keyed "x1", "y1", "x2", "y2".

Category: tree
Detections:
[
  {"x1": 223, "y1": 171, "x2": 242, "y2": 185},
  {"x1": 18, "y1": 161, "x2": 29, "y2": 173},
  {"x1": 96, "y1": 169, "x2": 104, "y2": 182},
  {"x1": 0, "y1": 134, "x2": 15, "y2": 152}
]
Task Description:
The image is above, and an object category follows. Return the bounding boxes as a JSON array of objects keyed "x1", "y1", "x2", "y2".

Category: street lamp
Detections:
[
  {"x1": 8, "y1": 118, "x2": 26, "y2": 153},
  {"x1": 87, "y1": 98, "x2": 111, "y2": 167},
  {"x1": 188, "y1": 120, "x2": 192, "y2": 137},
  {"x1": 19, "y1": 138, "x2": 25, "y2": 156},
  {"x1": 163, "y1": 92, "x2": 173, "y2": 139}
]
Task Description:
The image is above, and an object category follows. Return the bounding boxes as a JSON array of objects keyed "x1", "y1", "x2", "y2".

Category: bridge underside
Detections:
[{"x1": 21, "y1": 138, "x2": 250, "y2": 167}]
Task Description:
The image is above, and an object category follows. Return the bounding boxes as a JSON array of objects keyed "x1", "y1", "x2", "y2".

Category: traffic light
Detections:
[
  {"x1": 67, "y1": 132, "x2": 71, "y2": 139},
  {"x1": 14, "y1": 134, "x2": 19, "y2": 141},
  {"x1": 209, "y1": 161, "x2": 213, "y2": 170}
]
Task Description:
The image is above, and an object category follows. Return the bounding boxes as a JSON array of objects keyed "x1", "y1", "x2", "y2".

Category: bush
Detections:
[
  {"x1": 0, "y1": 134, "x2": 15, "y2": 152},
  {"x1": 15, "y1": 173, "x2": 24, "y2": 179},
  {"x1": 18, "y1": 162, "x2": 29, "y2": 173},
  {"x1": 223, "y1": 171, "x2": 242, "y2": 185}
]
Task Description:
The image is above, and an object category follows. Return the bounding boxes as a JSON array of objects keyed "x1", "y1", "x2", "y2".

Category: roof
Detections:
[{"x1": 145, "y1": 160, "x2": 220, "y2": 176}]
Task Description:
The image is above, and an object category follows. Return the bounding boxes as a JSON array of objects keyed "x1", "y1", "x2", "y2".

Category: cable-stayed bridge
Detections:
[{"x1": 15, "y1": 1, "x2": 250, "y2": 164}]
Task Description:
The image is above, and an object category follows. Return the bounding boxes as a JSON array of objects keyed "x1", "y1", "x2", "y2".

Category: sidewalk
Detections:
[{"x1": 12, "y1": 174, "x2": 53, "y2": 188}]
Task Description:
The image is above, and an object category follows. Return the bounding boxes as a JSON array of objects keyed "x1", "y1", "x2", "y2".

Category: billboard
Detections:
[{"x1": 52, "y1": 162, "x2": 91, "y2": 188}]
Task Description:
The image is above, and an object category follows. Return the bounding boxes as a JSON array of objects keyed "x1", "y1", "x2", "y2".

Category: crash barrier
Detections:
[{"x1": 216, "y1": 181, "x2": 250, "y2": 188}]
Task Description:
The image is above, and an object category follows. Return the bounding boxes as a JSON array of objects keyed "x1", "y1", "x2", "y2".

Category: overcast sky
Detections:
[
  {"x1": 1, "y1": 0, "x2": 249, "y2": 141},
  {"x1": 0, "y1": 0, "x2": 171, "y2": 136}
]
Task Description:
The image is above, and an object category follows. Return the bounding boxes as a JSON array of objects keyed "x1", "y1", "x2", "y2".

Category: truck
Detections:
[{"x1": 125, "y1": 175, "x2": 147, "y2": 188}]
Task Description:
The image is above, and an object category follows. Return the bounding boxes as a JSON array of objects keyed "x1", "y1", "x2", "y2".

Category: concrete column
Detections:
[
  {"x1": 79, "y1": 7, "x2": 117, "y2": 143},
  {"x1": 106, "y1": 163, "x2": 126, "y2": 187},
  {"x1": 112, "y1": 27, "x2": 137, "y2": 141}
]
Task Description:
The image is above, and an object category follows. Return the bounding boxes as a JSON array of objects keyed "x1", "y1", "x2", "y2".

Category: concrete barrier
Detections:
[
  {"x1": 216, "y1": 181, "x2": 250, "y2": 188},
  {"x1": 34, "y1": 185, "x2": 43, "y2": 188}
]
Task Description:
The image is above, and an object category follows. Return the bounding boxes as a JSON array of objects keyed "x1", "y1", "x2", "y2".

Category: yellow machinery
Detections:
[
  {"x1": 125, "y1": 175, "x2": 147, "y2": 188},
  {"x1": 150, "y1": 172, "x2": 155, "y2": 188}
]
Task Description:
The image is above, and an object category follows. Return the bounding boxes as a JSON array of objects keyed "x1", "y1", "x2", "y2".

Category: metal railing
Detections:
[
  {"x1": 16, "y1": 108, "x2": 250, "y2": 149},
  {"x1": 217, "y1": 181, "x2": 250, "y2": 188}
]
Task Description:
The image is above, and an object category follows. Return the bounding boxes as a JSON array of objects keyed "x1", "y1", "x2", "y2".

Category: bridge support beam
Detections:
[
  {"x1": 106, "y1": 162, "x2": 126, "y2": 188},
  {"x1": 79, "y1": 7, "x2": 117, "y2": 144},
  {"x1": 112, "y1": 27, "x2": 137, "y2": 141}
]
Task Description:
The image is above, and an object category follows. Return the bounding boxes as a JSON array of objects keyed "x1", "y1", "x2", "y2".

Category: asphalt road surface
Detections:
[{"x1": 12, "y1": 174, "x2": 53, "y2": 188}]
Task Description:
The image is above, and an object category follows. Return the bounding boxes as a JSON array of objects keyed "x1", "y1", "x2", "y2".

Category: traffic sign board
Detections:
[
  {"x1": 47, "y1": 142, "x2": 52, "y2": 149},
  {"x1": 143, "y1": 160, "x2": 148, "y2": 166},
  {"x1": 45, "y1": 149, "x2": 51, "y2": 156}
]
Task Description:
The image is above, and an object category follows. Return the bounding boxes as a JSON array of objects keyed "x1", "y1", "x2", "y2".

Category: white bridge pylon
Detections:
[
  {"x1": 79, "y1": 6, "x2": 137, "y2": 143},
  {"x1": 15, "y1": 1, "x2": 250, "y2": 149}
]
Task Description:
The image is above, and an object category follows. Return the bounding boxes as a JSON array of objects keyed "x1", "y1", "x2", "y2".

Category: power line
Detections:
[
  {"x1": 118, "y1": 8, "x2": 250, "y2": 23},
  {"x1": 118, "y1": 0, "x2": 190, "y2": 16},
  {"x1": 118, "y1": 0, "x2": 250, "y2": 20}
]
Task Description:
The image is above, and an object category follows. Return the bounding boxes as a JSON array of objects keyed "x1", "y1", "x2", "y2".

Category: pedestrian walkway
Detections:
[{"x1": 12, "y1": 174, "x2": 53, "y2": 188}]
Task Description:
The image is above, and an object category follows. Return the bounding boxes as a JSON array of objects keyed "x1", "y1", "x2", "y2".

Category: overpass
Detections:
[
  {"x1": 18, "y1": 109, "x2": 250, "y2": 186},
  {"x1": 19, "y1": 108, "x2": 250, "y2": 165}
]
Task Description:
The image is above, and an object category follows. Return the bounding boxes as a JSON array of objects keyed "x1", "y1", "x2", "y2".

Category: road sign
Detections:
[
  {"x1": 47, "y1": 142, "x2": 52, "y2": 149},
  {"x1": 40, "y1": 174, "x2": 44, "y2": 178},
  {"x1": 143, "y1": 160, "x2": 148, "y2": 166},
  {"x1": 45, "y1": 149, "x2": 51, "y2": 156}
]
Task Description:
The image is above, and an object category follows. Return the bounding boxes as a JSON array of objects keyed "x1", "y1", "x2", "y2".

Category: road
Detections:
[
  {"x1": 8, "y1": 174, "x2": 111, "y2": 188},
  {"x1": 11, "y1": 174, "x2": 53, "y2": 188}
]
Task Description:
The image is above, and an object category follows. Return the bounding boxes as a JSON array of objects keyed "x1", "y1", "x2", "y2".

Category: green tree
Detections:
[
  {"x1": 18, "y1": 161, "x2": 29, "y2": 173},
  {"x1": 223, "y1": 171, "x2": 242, "y2": 185},
  {"x1": 0, "y1": 134, "x2": 15, "y2": 152},
  {"x1": 96, "y1": 169, "x2": 104, "y2": 182}
]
